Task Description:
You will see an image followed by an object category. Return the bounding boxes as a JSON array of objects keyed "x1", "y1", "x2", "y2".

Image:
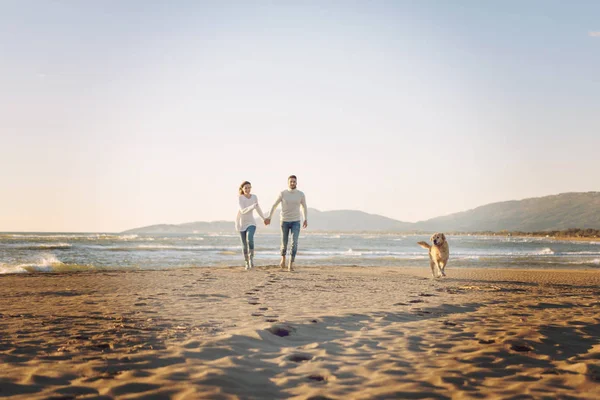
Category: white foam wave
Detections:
[
  {"x1": 18, "y1": 243, "x2": 72, "y2": 250},
  {"x1": 300, "y1": 249, "x2": 423, "y2": 257},
  {"x1": 118, "y1": 234, "x2": 138, "y2": 240},
  {"x1": 566, "y1": 258, "x2": 600, "y2": 265},
  {"x1": 536, "y1": 248, "x2": 555, "y2": 255},
  {"x1": 0, "y1": 264, "x2": 28, "y2": 274},
  {"x1": 14, "y1": 254, "x2": 64, "y2": 273},
  {"x1": 106, "y1": 245, "x2": 241, "y2": 251}
]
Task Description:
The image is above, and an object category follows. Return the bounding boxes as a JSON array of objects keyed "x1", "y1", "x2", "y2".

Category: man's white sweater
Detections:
[{"x1": 268, "y1": 189, "x2": 307, "y2": 222}]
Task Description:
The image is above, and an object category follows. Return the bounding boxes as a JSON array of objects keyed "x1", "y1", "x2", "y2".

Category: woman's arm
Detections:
[
  {"x1": 239, "y1": 196, "x2": 257, "y2": 215},
  {"x1": 235, "y1": 210, "x2": 241, "y2": 231},
  {"x1": 254, "y1": 196, "x2": 266, "y2": 220}
]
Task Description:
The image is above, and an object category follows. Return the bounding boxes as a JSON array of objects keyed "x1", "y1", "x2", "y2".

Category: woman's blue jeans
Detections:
[
  {"x1": 240, "y1": 225, "x2": 256, "y2": 256},
  {"x1": 280, "y1": 221, "x2": 301, "y2": 261}
]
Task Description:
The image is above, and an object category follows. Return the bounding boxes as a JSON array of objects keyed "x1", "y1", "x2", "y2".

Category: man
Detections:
[{"x1": 265, "y1": 175, "x2": 308, "y2": 271}]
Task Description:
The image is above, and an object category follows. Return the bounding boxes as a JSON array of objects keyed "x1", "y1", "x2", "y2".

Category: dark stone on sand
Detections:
[
  {"x1": 307, "y1": 374, "x2": 326, "y2": 382},
  {"x1": 409, "y1": 299, "x2": 424, "y2": 303},
  {"x1": 478, "y1": 339, "x2": 495, "y2": 344}
]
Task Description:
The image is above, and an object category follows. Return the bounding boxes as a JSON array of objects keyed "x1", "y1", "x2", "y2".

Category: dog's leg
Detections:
[
  {"x1": 435, "y1": 261, "x2": 443, "y2": 278},
  {"x1": 430, "y1": 260, "x2": 438, "y2": 278},
  {"x1": 440, "y1": 262, "x2": 446, "y2": 277}
]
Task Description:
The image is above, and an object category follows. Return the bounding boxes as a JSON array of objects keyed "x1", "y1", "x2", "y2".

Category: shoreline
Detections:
[{"x1": 1, "y1": 266, "x2": 599, "y2": 399}]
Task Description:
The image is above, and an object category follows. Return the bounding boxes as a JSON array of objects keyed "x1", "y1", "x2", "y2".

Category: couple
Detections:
[{"x1": 235, "y1": 175, "x2": 308, "y2": 272}]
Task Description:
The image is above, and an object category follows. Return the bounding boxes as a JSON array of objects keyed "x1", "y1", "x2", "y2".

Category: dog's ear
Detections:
[{"x1": 441, "y1": 233, "x2": 446, "y2": 242}]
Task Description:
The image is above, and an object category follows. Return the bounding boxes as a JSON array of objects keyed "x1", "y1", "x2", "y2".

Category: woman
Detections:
[{"x1": 235, "y1": 181, "x2": 266, "y2": 270}]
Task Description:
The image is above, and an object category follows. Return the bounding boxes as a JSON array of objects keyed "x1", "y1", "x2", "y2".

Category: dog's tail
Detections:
[{"x1": 417, "y1": 241, "x2": 431, "y2": 249}]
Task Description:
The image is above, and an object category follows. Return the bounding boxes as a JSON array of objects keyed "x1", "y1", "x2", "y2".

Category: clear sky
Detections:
[{"x1": 1, "y1": 1, "x2": 598, "y2": 232}]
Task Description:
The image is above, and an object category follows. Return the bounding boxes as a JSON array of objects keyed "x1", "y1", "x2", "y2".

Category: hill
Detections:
[
  {"x1": 122, "y1": 192, "x2": 600, "y2": 233},
  {"x1": 415, "y1": 192, "x2": 600, "y2": 232}
]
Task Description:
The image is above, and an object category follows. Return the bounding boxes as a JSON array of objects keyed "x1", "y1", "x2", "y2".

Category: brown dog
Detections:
[{"x1": 417, "y1": 233, "x2": 449, "y2": 278}]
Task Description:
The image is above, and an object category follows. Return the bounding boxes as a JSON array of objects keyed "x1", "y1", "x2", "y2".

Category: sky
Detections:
[{"x1": 1, "y1": 0, "x2": 599, "y2": 232}]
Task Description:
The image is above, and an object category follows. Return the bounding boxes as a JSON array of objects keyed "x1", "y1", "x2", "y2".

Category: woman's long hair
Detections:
[{"x1": 239, "y1": 181, "x2": 251, "y2": 195}]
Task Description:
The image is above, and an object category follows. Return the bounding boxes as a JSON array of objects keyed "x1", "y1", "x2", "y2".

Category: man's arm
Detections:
[
  {"x1": 301, "y1": 193, "x2": 308, "y2": 228},
  {"x1": 266, "y1": 192, "x2": 283, "y2": 223}
]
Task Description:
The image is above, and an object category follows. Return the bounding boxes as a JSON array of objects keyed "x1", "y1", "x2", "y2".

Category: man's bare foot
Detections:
[{"x1": 279, "y1": 256, "x2": 286, "y2": 269}]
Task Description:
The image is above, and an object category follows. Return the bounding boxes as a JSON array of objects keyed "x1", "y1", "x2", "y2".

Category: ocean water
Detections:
[{"x1": 0, "y1": 232, "x2": 599, "y2": 274}]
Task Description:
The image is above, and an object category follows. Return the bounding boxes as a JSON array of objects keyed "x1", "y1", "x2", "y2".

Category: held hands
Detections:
[{"x1": 264, "y1": 218, "x2": 271, "y2": 226}]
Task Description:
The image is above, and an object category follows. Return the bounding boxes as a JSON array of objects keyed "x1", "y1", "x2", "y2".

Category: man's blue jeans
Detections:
[
  {"x1": 240, "y1": 225, "x2": 256, "y2": 256},
  {"x1": 280, "y1": 221, "x2": 301, "y2": 261}
]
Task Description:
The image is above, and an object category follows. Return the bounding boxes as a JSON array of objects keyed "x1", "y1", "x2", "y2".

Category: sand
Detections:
[{"x1": 1, "y1": 266, "x2": 599, "y2": 399}]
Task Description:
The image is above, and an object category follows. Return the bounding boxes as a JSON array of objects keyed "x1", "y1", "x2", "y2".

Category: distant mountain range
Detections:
[{"x1": 122, "y1": 192, "x2": 600, "y2": 234}]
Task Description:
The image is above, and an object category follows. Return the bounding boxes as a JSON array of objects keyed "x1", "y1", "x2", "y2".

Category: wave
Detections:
[
  {"x1": 565, "y1": 258, "x2": 600, "y2": 265},
  {"x1": 560, "y1": 251, "x2": 600, "y2": 255},
  {"x1": 1, "y1": 254, "x2": 65, "y2": 274},
  {"x1": 0, "y1": 233, "x2": 139, "y2": 241},
  {"x1": 9, "y1": 243, "x2": 73, "y2": 250},
  {"x1": 536, "y1": 248, "x2": 555, "y2": 255},
  {"x1": 101, "y1": 245, "x2": 242, "y2": 252}
]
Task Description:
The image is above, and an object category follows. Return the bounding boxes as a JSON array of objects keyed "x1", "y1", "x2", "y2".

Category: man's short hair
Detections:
[{"x1": 288, "y1": 175, "x2": 297, "y2": 181}]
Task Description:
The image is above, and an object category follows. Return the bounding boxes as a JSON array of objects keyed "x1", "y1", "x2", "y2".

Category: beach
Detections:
[{"x1": 1, "y1": 266, "x2": 599, "y2": 399}]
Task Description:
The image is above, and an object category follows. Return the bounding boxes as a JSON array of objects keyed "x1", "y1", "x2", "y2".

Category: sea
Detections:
[{"x1": 1, "y1": 232, "x2": 599, "y2": 275}]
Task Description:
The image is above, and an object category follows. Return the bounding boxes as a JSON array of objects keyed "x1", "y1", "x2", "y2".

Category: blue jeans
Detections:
[
  {"x1": 280, "y1": 221, "x2": 301, "y2": 261},
  {"x1": 240, "y1": 225, "x2": 256, "y2": 256}
]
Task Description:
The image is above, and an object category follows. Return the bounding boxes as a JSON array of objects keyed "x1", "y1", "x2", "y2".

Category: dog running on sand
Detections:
[{"x1": 417, "y1": 233, "x2": 449, "y2": 278}]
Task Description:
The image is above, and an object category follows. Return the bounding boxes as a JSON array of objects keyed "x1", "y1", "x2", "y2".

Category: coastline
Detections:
[{"x1": 1, "y1": 266, "x2": 599, "y2": 399}]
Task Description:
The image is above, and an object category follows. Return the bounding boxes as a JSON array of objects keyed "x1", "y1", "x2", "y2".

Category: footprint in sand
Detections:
[
  {"x1": 510, "y1": 343, "x2": 533, "y2": 352},
  {"x1": 267, "y1": 324, "x2": 293, "y2": 337},
  {"x1": 288, "y1": 353, "x2": 312, "y2": 362}
]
